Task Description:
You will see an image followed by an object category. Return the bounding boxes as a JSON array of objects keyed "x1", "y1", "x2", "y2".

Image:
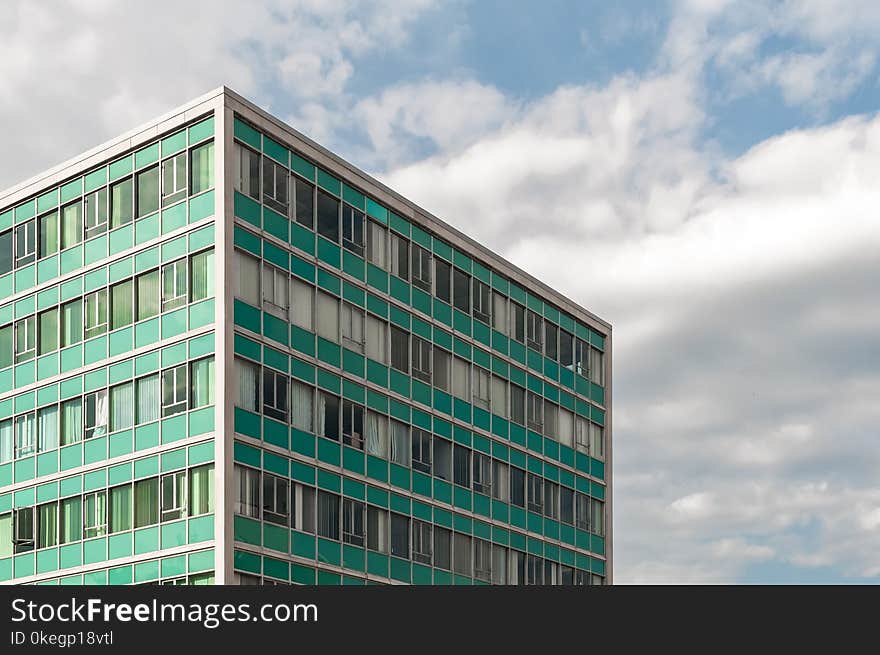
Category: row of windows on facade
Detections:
[
  {"x1": 0, "y1": 356, "x2": 214, "y2": 464},
  {"x1": 0, "y1": 142, "x2": 214, "y2": 277},
  {"x1": 234, "y1": 464, "x2": 601, "y2": 584},
  {"x1": 233, "y1": 150, "x2": 605, "y2": 385},
  {"x1": 0, "y1": 463, "x2": 214, "y2": 558},
  {"x1": 234, "y1": 408, "x2": 605, "y2": 536},
  {"x1": 235, "y1": 323, "x2": 605, "y2": 459},
  {"x1": 0, "y1": 247, "x2": 214, "y2": 370}
]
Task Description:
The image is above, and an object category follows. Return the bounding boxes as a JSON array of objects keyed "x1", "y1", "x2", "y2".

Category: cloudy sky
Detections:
[{"x1": 3, "y1": 0, "x2": 880, "y2": 583}]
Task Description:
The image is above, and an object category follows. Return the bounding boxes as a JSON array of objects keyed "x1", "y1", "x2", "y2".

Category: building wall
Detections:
[
  {"x1": 223, "y1": 95, "x2": 610, "y2": 586},
  {"x1": 0, "y1": 92, "x2": 224, "y2": 585}
]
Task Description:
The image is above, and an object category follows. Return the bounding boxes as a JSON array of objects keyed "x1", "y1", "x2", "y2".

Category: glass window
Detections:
[
  {"x1": 365, "y1": 314, "x2": 386, "y2": 363},
  {"x1": 493, "y1": 292, "x2": 508, "y2": 334},
  {"x1": 315, "y1": 291, "x2": 339, "y2": 343},
  {"x1": 544, "y1": 400, "x2": 558, "y2": 438},
  {"x1": 190, "y1": 357, "x2": 215, "y2": 409},
  {"x1": 492, "y1": 460, "x2": 508, "y2": 501},
  {"x1": 191, "y1": 141, "x2": 214, "y2": 195},
  {"x1": 0, "y1": 419, "x2": 12, "y2": 464},
  {"x1": 591, "y1": 422, "x2": 605, "y2": 459},
  {"x1": 290, "y1": 381, "x2": 313, "y2": 432},
  {"x1": 510, "y1": 384, "x2": 525, "y2": 425},
  {"x1": 411, "y1": 428, "x2": 431, "y2": 474},
  {"x1": 263, "y1": 368, "x2": 289, "y2": 421},
  {"x1": 294, "y1": 178, "x2": 314, "y2": 229},
  {"x1": 365, "y1": 411, "x2": 387, "y2": 458},
  {"x1": 366, "y1": 220, "x2": 386, "y2": 269},
  {"x1": 136, "y1": 269, "x2": 160, "y2": 321},
  {"x1": 412, "y1": 336, "x2": 431, "y2": 383},
  {"x1": 412, "y1": 244, "x2": 432, "y2": 292},
  {"x1": 560, "y1": 487, "x2": 574, "y2": 525},
  {"x1": 161, "y1": 471, "x2": 187, "y2": 521},
  {"x1": 341, "y1": 302, "x2": 364, "y2": 352},
  {"x1": 390, "y1": 233, "x2": 408, "y2": 280},
  {"x1": 434, "y1": 526, "x2": 451, "y2": 570},
  {"x1": 162, "y1": 153, "x2": 188, "y2": 206},
  {"x1": 262, "y1": 263, "x2": 289, "y2": 317},
  {"x1": 390, "y1": 420, "x2": 409, "y2": 466},
  {"x1": 189, "y1": 464, "x2": 214, "y2": 516},
  {"x1": 342, "y1": 499, "x2": 365, "y2": 546},
  {"x1": 366, "y1": 505, "x2": 386, "y2": 553},
  {"x1": 544, "y1": 480, "x2": 559, "y2": 519},
  {"x1": 136, "y1": 374, "x2": 160, "y2": 424},
  {"x1": 15, "y1": 219, "x2": 36, "y2": 267},
  {"x1": 590, "y1": 347, "x2": 604, "y2": 386},
  {"x1": 453, "y1": 268, "x2": 470, "y2": 313},
  {"x1": 433, "y1": 437, "x2": 451, "y2": 481},
  {"x1": 490, "y1": 375, "x2": 507, "y2": 418},
  {"x1": 511, "y1": 302, "x2": 525, "y2": 343},
  {"x1": 14, "y1": 412, "x2": 35, "y2": 457},
  {"x1": 161, "y1": 365, "x2": 187, "y2": 417},
  {"x1": 109, "y1": 484, "x2": 132, "y2": 533},
  {"x1": 342, "y1": 205, "x2": 365, "y2": 256},
  {"x1": 452, "y1": 357, "x2": 469, "y2": 400},
  {"x1": 60, "y1": 201, "x2": 82, "y2": 250},
  {"x1": 390, "y1": 513, "x2": 409, "y2": 558},
  {"x1": 317, "y1": 491, "x2": 339, "y2": 540},
  {"x1": 293, "y1": 484, "x2": 316, "y2": 534},
  {"x1": 453, "y1": 532, "x2": 472, "y2": 576},
  {"x1": 316, "y1": 190, "x2": 339, "y2": 242},
  {"x1": 262, "y1": 473, "x2": 289, "y2": 526},
  {"x1": 290, "y1": 278, "x2": 313, "y2": 330},
  {"x1": 433, "y1": 346, "x2": 450, "y2": 391},
  {"x1": 0, "y1": 229, "x2": 12, "y2": 275},
  {"x1": 12, "y1": 507, "x2": 33, "y2": 552},
  {"x1": 318, "y1": 391, "x2": 340, "y2": 441},
  {"x1": 235, "y1": 250, "x2": 260, "y2": 306},
  {"x1": 38, "y1": 308, "x2": 58, "y2": 355},
  {"x1": 412, "y1": 519, "x2": 432, "y2": 564},
  {"x1": 161, "y1": 259, "x2": 187, "y2": 311},
  {"x1": 38, "y1": 502, "x2": 57, "y2": 549},
  {"x1": 61, "y1": 398, "x2": 82, "y2": 446},
  {"x1": 110, "y1": 279, "x2": 133, "y2": 330},
  {"x1": 83, "y1": 491, "x2": 107, "y2": 538},
  {"x1": 545, "y1": 321, "x2": 559, "y2": 361},
  {"x1": 510, "y1": 467, "x2": 525, "y2": 507},
  {"x1": 39, "y1": 210, "x2": 59, "y2": 258},
  {"x1": 134, "y1": 476, "x2": 160, "y2": 528},
  {"x1": 560, "y1": 330, "x2": 574, "y2": 369},
  {"x1": 262, "y1": 157, "x2": 288, "y2": 214},
  {"x1": 234, "y1": 143, "x2": 261, "y2": 199},
  {"x1": 110, "y1": 382, "x2": 134, "y2": 432},
  {"x1": 473, "y1": 452, "x2": 491, "y2": 495},
  {"x1": 60, "y1": 497, "x2": 81, "y2": 544},
  {"x1": 473, "y1": 280, "x2": 491, "y2": 324},
  {"x1": 558, "y1": 408, "x2": 574, "y2": 448},
  {"x1": 342, "y1": 400, "x2": 364, "y2": 450},
  {"x1": 0, "y1": 324, "x2": 10, "y2": 370},
  {"x1": 390, "y1": 326, "x2": 408, "y2": 372},
  {"x1": 136, "y1": 165, "x2": 160, "y2": 218},
  {"x1": 84, "y1": 188, "x2": 108, "y2": 238},
  {"x1": 472, "y1": 366, "x2": 489, "y2": 411},
  {"x1": 236, "y1": 358, "x2": 260, "y2": 412},
  {"x1": 234, "y1": 465, "x2": 260, "y2": 518},
  {"x1": 84, "y1": 289, "x2": 108, "y2": 339},
  {"x1": 84, "y1": 389, "x2": 108, "y2": 439},
  {"x1": 435, "y1": 258, "x2": 451, "y2": 303},
  {"x1": 527, "y1": 310, "x2": 543, "y2": 351},
  {"x1": 474, "y1": 538, "x2": 492, "y2": 581},
  {"x1": 527, "y1": 392, "x2": 543, "y2": 432},
  {"x1": 453, "y1": 444, "x2": 470, "y2": 488},
  {"x1": 110, "y1": 178, "x2": 133, "y2": 229},
  {"x1": 190, "y1": 249, "x2": 214, "y2": 302},
  {"x1": 14, "y1": 316, "x2": 36, "y2": 363}
]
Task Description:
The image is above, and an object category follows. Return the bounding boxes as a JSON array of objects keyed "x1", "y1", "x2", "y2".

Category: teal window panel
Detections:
[
  {"x1": 233, "y1": 300, "x2": 261, "y2": 333},
  {"x1": 58, "y1": 544, "x2": 81, "y2": 570},
  {"x1": 234, "y1": 515, "x2": 261, "y2": 545},
  {"x1": 83, "y1": 537, "x2": 107, "y2": 565},
  {"x1": 134, "y1": 142, "x2": 159, "y2": 170},
  {"x1": 83, "y1": 436, "x2": 108, "y2": 465},
  {"x1": 263, "y1": 525, "x2": 288, "y2": 555},
  {"x1": 234, "y1": 407, "x2": 261, "y2": 440},
  {"x1": 188, "y1": 515, "x2": 214, "y2": 543},
  {"x1": 317, "y1": 437, "x2": 341, "y2": 467},
  {"x1": 341, "y1": 348, "x2": 364, "y2": 377},
  {"x1": 510, "y1": 506, "x2": 527, "y2": 530},
  {"x1": 366, "y1": 455, "x2": 388, "y2": 483},
  {"x1": 82, "y1": 336, "x2": 107, "y2": 365},
  {"x1": 14, "y1": 553, "x2": 36, "y2": 578},
  {"x1": 316, "y1": 168, "x2": 341, "y2": 195},
  {"x1": 15, "y1": 199, "x2": 36, "y2": 222},
  {"x1": 263, "y1": 207, "x2": 289, "y2": 242},
  {"x1": 453, "y1": 398, "x2": 471, "y2": 423},
  {"x1": 291, "y1": 325, "x2": 315, "y2": 357},
  {"x1": 234, "y1": 333, "x2": 261, "y2": 360},
  {"x1": 366, "y1": 264, "x2": 388, "y2": 293},
  {"x1": 317, "y1": 237, "x2": 341, "y2": 268},
  {"x1": 365, "y1": 360, "x2": 388, "y2": 387},
  {"x1": 453, "y1": 486, "x2": 472, "y2": 511},
  {"x1": 134, "y1": 422, "x2": 160, "y2": 451},
  {"x1": 292, "y1": 531, "x2": 316, "y2": 559},
  {"x1": 134, "y1": 212, "x2": 160, "y2": 244},
  {"x1": 491, "y1": 415, "x2": 508, "y2": 440},
  {"x1": 342, "y1": 250, "x2": 365, "y2": 281},
  {"x1": 233, "y1": 549, "x2": 261, "y2": 576},
  {"x1": 36, "y1": 548, "x2": 58, "y2": 575},
  {"x1": 433, "y1": 479, "x2": 452, "y2": 505},
  {"x1": 263, "y1": 135, "x2": 289, "y2": 165},
  {"x1": 161, "y1": 201, "x2": 187, "y2": 234},
  {"x1": 134, "y1": 317, "x2": 160, "y2": 349},
  {"x1": 411, "y1": 380, "x2": 431, "y2": 406},
  {"x1": 289, "y1": 252, "x2": 315, "y2": 282},
  {"x1": 109, "y1": 154, "x2": 133, "y2": 181},
  {"x1": 263, "y1": 416, "x2": 288, "y2": 449},
  {"x1": 234, "y1": 191, "x2": 261, "y2": 228},
  {"x1": 83, "y1": 234, "x2": 108, "y2": 264},
  {"x1": 36, "y1": 353, "x2": 59, "y2": 381},
  {"x1": 290, "y1": 222, "x2": 315, "y2": 255},
  {"x1": 36, "y1": 255, "x2": 58, "y2": 285},
  {"x1": 317, "y1": 268, "x2": 341, "y2": 295},
  {"x1": 14, "y1": 265, "x2": 36, "y2": 293},
  {"x1": 389, "y1": 276, "x2": 410, "y2": 304},
  {"x1": 189, "y1": 116, "x2": 214, "y2": 143},
  {"x1": 411, "y1": 471, "x2": 432, "y2": 498},
  {"x1": 316, "y1": 368, "x2": 341, "y2": 394},
  {"x1": 263, "y1": 312, "x2": 289, "y2": 346},
  {"x1": 473, "y1": 493, "x2": 491, "y2": 518},
  {"x1": 367, "y1": 551, "x2": 388, "y2": 578},
  {"x1": 317, "y1": 537, "x2": 341, "y2": 566},
  {"x1": 390, "y1": 557, "x2": 411, "y2": 583},
  {"x1": 234, "y1": 118, "x2": 261, "y2": 149},
  {"x1": 291, "y1": 460, "x2": 315, "y2": 484},
  {"x1": 473, "y1": 320, "x2": 491, "y2": 347},
  {"x1": 108, "y1": 430, "x2": 133, "y2": 459},
  {"x1": 290, "y1": 356, "x2": 315, "y2": 383},
  {"x1": 134, "y1": 526, "x2": 159, "y2": 555}
]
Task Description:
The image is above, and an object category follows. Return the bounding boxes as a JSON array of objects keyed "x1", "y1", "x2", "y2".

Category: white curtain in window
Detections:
[
  {"x1": 235, "y1": 251, "x2": 260, "y2": 306},
  {"x1": 316, "y1": 392, "x2": 326, "y2": 437},
  {"x1": 137, "y1": 375, "x2": 160, "y2": 424},
  {"x1": 290, "y1": 279, "x2": 313, "y2": 330},
  {"x1": 290, "y1": 381, "x2": 313, "y2": 432},
  {"x1": 558, "y1": 409, "x2": 574, "y2": 448},
  {"x1": 37, "y1": 406, "x2": 58, "y2": 452},
  {"x1": 390, "y1": 421, "x2": 409, "y2": 466},
  {"x1": 61, "y1": 400, "x2": 82, "y2": 445},
  {"x1": 365, "y1": 412, "x2": 388, "y2": 458},
  {"x1": 15, "y1": 414, "x2": 35, "y2": 456},
  {"x1": 110, "y1": 383, "x2": 134, "y2": 432},
  {"x1": 315, "y1": 292, "x2": 339, "y2": 342},
  {"x1": 0, "y1": 419, "x2": 11, "y2": 463},
  {"x1": 236, "y1": 359, "x2": 259, "y2": 412},
  {"x1": 191, "y1": 357, "x2": 215, "y2": 408}
]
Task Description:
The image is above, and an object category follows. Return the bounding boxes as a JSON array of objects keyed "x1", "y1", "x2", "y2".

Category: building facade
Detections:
[{"x1": 0, "y1": 88, "x2": 611, "y2": 586}]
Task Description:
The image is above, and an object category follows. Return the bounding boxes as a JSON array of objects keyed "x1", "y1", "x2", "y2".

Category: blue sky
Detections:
[{"x1": 2, "y1": 0, "x2": 880, "y2": 583}]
